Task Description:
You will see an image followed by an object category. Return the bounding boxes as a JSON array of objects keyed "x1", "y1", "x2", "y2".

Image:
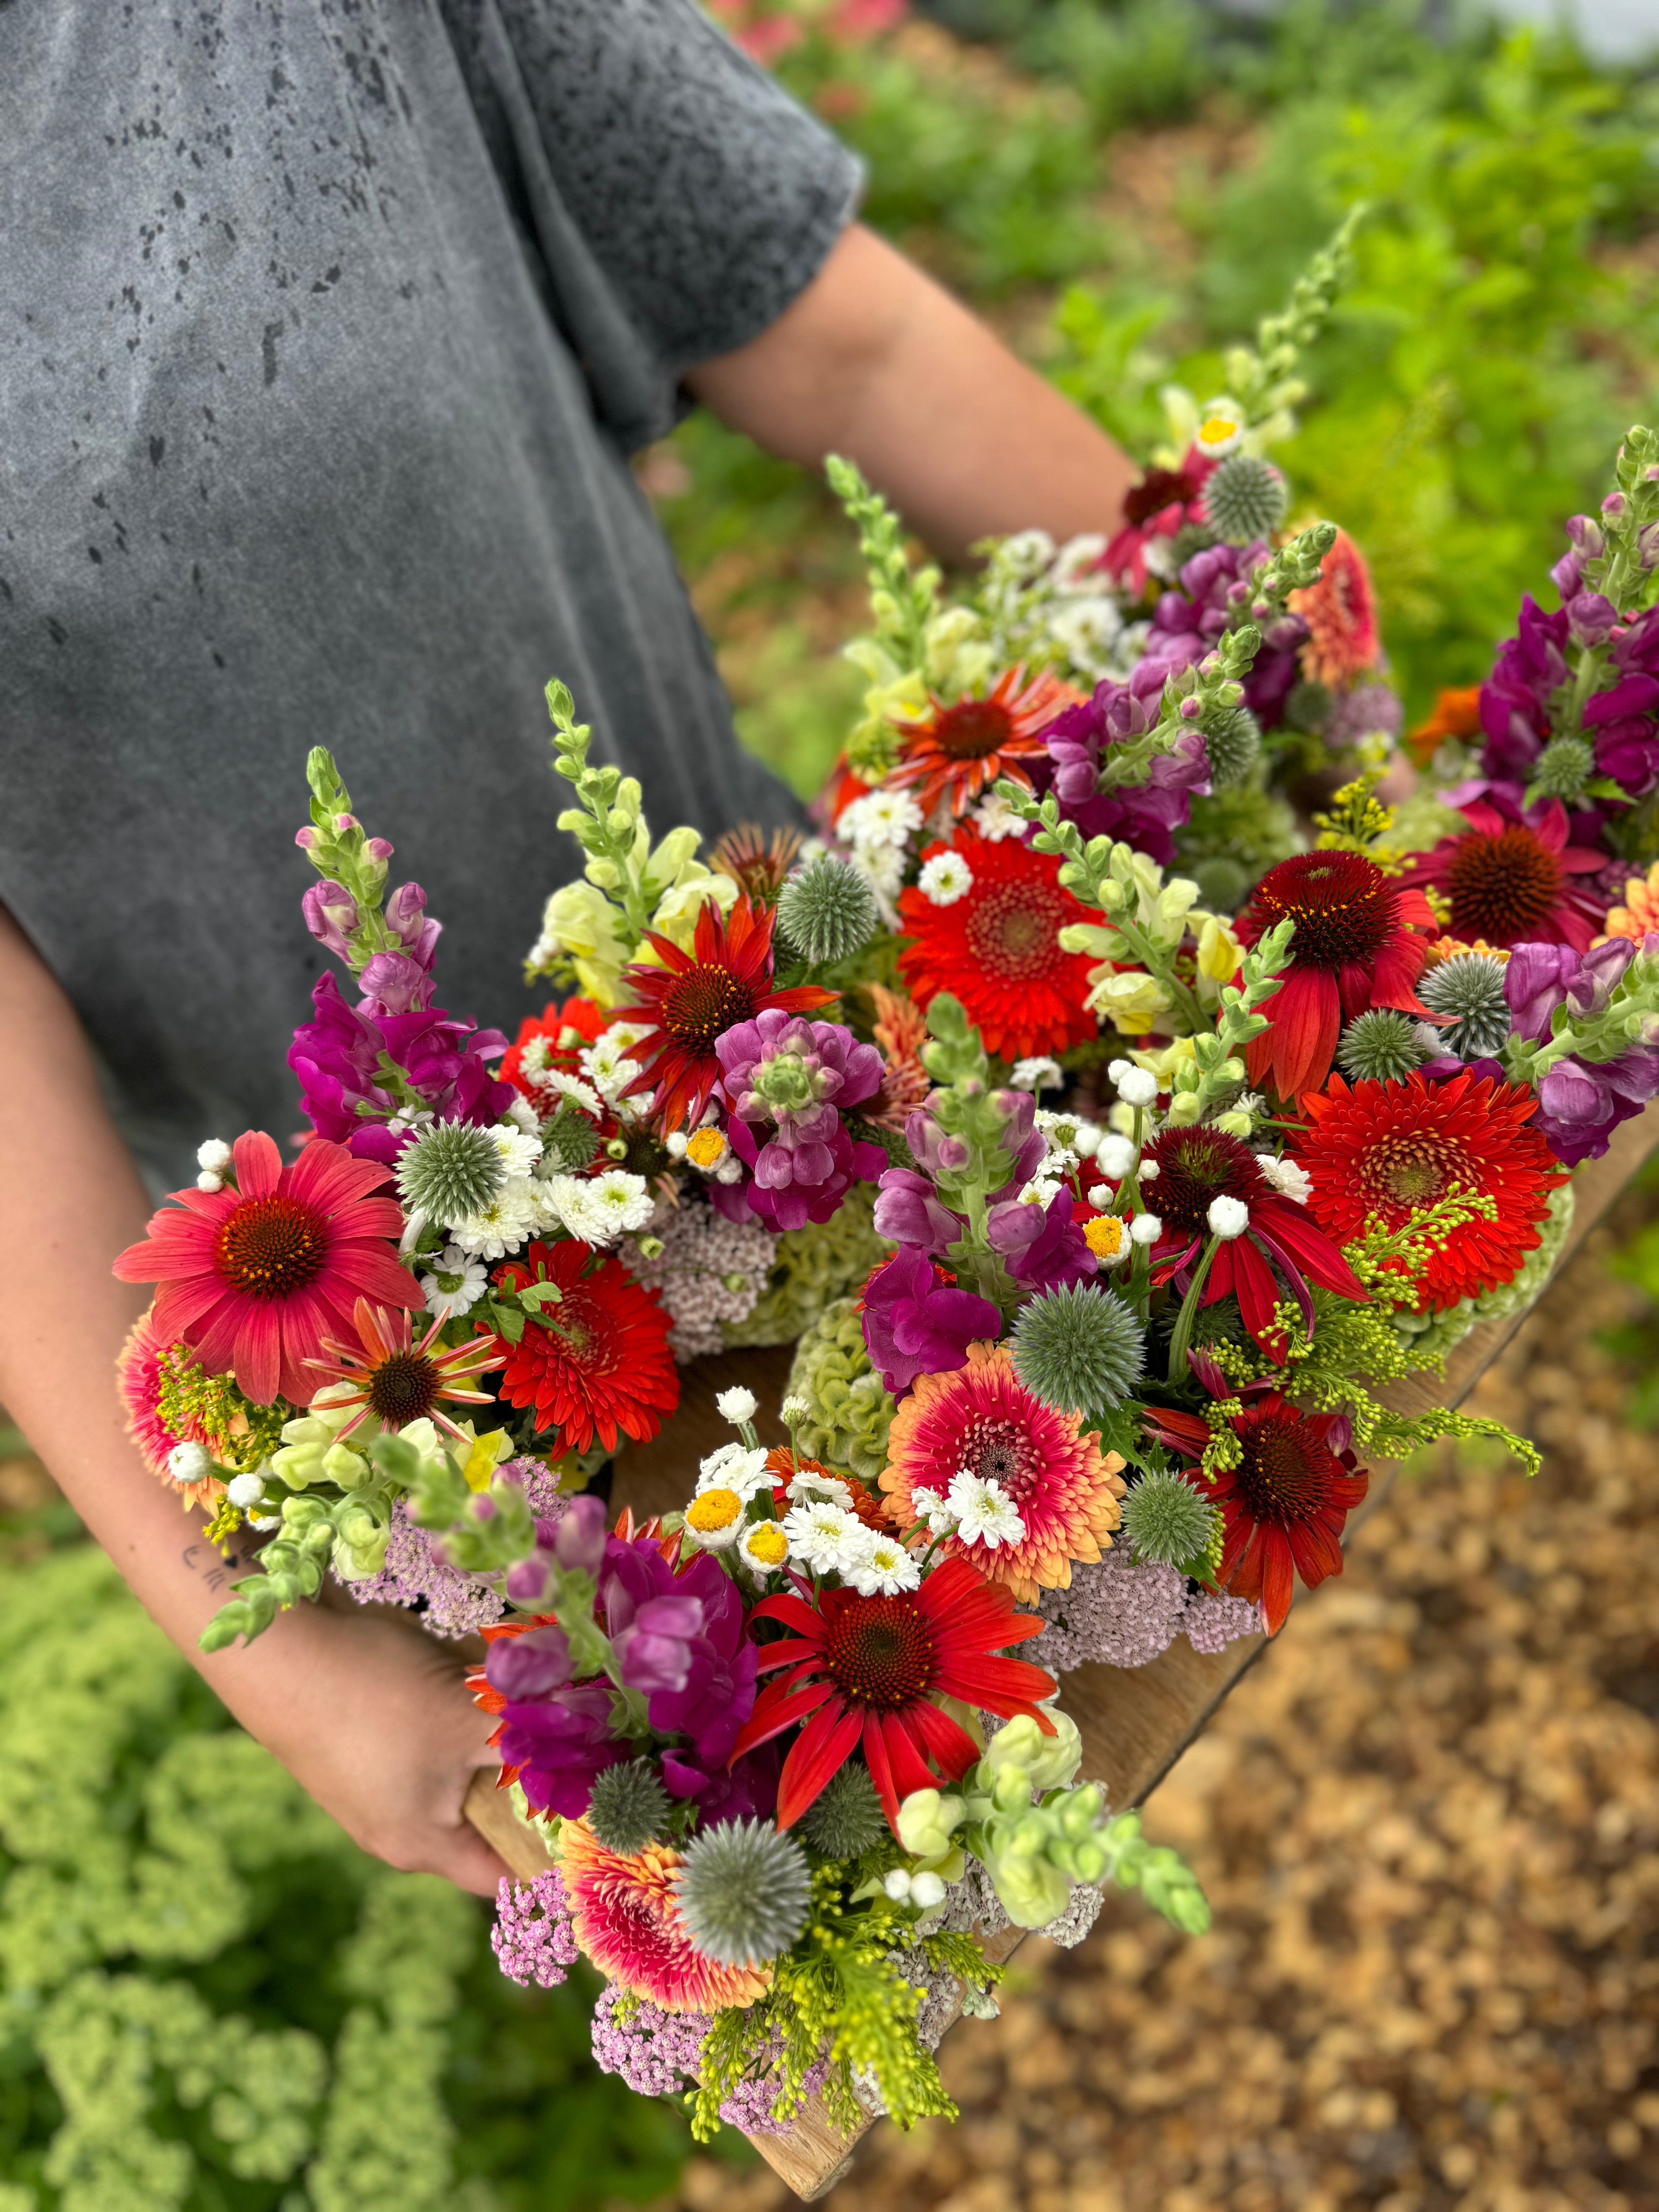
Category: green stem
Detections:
[{"x1": 1165, "y1": 1235, "x2": 1222, "y2": 1386}]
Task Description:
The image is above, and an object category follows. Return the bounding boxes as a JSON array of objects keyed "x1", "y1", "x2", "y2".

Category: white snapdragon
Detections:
[
  {"x1": 917, "y1": 850, "x2": 974, "y2": 906},
  {"x1": 697, "y1": 1443, "x2": 773, "y2": 1503},
  {"x1": 947, "y1": 1470, "x2": 1025, "y2": 1551},
  {"x1": 715, "y1": 1386, "x2": 759, "y2": 1425},
  {"x1": 1129, "y1": 1212, "x2": 1164, "y2": 1246},
  {"x1": 1255, "y1": 1153, "x2": 1311, "y2": 1205},
  {"x1": 1207, "y1": 1195, "x2": 1250, "y2": 1240},
  {"x1": 843, "y1": 1529, "x2": 922, "y2": 1597},
  {"x1": 783, "y1": 1501, "x2": 868, "y2": 1575},
  {"x1": 420, "y1": 1244, "x2": 489, "y2": 1318},
  {"x1": 449, "y1": 1178, "x2": 539, "y2": 1260}
]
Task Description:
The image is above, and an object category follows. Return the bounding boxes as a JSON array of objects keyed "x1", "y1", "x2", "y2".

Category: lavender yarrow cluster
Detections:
[
  {"x1": 624, "y1": 1202, "x2": 776, "y2": 1362},
  {"x1": 714, "y1": 2023, "x2": 833, "y2": 2136},
  {"x1": 1029, "y1": 1547, "x2": 1261, "y2": 1673},
  {"x1": 347, "y1": 1500, "x2": 506, "y2": 1637},
  {"x1": 589, "y1": 1991, "x2": 829, "y2": 2133},
  {"x1": 492, "y1": 1871, "x2": 579, "y2": 1989}
]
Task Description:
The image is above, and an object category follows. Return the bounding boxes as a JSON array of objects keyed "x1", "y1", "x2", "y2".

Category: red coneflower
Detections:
[
  {"x1": 484, "y1": 1239, "x2": 678, "y2": 1454},
  {"x1": 1396, "y1": 792, "x2": 1606, "y2": 953},
  {"x1": 1144, "y1": 1370, "x2": 1369, "y2": 1635},
  {"x1": 304, "y1": 1296, "x2": 505, "y2": 1436},
  {"x1": 897, "y1": 828, "x2": 1097, "y2": 1063},
  {"x1": 888, "y1": 666, "x2": 1081, "y2": 819},
  {"x1": 1292, "y1": 1070, "x2": 1566, "y2": 1312},
  {"x1": 1141, "y1": 1123, "x2": 1367, "y2": 1360},
  {"x1": 1288, "y1": 528, "x2": 1380, "y2": 688},
  {"x1": 731, "y1": 1555, "x2": 1057, "y2": 1832},
  {"x1": 113, "y1": 1132, "x2": 416, "y2": 1406},
  {"x1": 617, "y1": 895, "x2": 834, "y2": 1130},
  {"x1": 1235, "y1": 851, "x2": 1439, "y2": 1101}
]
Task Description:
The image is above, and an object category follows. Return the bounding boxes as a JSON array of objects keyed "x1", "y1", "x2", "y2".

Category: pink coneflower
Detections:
[
  {"x1": 878, "y1": 1343, "x2": 1126, "y2": 1603},
  {"x1": 303, "y1": 1297, "x2": 504, "y2": 1438},
  {"x1": 116, "y1": 1311, "x2": 222, "y2": 1506},
  {"x1": 113, "y1": 1131, "x2": 416, "y2": 1406},
  {"x1": 558, "y1": 1823, "x2": 771, "y2": 2014},
  {"x1": 1396, "y1": 791, "x2": 1607, "y2": 953}
]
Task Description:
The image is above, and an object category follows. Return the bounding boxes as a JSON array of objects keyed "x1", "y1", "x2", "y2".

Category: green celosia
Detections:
[
  {"x1": 783, "y1": 1297, "x2": 896, "y2": 1485},
  {"x1": 722, "y1": 1180, "x2": 891, "y2": 1352}
]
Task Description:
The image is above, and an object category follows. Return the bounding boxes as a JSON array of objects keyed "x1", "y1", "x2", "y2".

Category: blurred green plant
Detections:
[{"x1": 1599, "y1": 1154, "x2": 1659, "y2": 1427}]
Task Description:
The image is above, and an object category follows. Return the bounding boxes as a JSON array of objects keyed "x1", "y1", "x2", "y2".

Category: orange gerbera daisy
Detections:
[
  {"x1": 1601, "y1": 859, "x2": 1659, "y2": 946},
  {"x1": 888, "y1": 667, "x2": 1080, "y2": 819},
  {"x1": 484, "y1": 1240, "x2": 679, "y2": 1453},
  {"x1": 303, "y1": 1296, "x2": 505, "y2": 1438},
  {"x1": 558, "y1": 1823, "x2": 770, "y2": 2013},
  {"x1": 1288, "y1": 528, "x2": 1380, "y2": 688},
  {"x1": 617, "y1": 895, "x2": 834, "y2": 1130},
  {"x1": 897, "y1": 828, "x2": 1097, "y2": 1063}
]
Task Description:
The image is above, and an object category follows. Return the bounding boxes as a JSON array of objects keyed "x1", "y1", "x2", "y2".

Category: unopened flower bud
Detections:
[
  {"x1": 1129, "y1": 1212, "x2": 1163, "y2": 1246},
  {"x1": 555, "y1": 1493, "x2": 609, "y2": 1573}
]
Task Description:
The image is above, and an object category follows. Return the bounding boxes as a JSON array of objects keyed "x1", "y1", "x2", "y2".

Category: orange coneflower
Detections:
[{"x1": 888, "y1": 666, "x2": 1080, "y2": 819}]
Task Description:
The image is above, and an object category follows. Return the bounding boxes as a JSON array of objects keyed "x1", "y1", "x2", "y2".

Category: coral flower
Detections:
[
  {"x1": 710, "y1": 821, "x2": 804, "y2": 903},
  {"x1": 732, "y1": 1554, "x2": 1057, "y2": 1831},
  {"x1": 1292, "y1": 1071, "x2": 1566, "y2": 1312},
  {"x1": 501, "y1": 996, "x2": 608, "y2": 1101},
  {"x1": 485, "y1": 1239, "x2": 678, "y2": 1453},
  {"x1": 1235, "y1": 852, "x2": 1439, "y2": 1101},
  {"x1": 1140, "y1": 1123, "x2": 1367, "y2": 1360},
  {"x1": 879, "y1": 1343, "x2": 1126, "y2": 1602},
  {"x1": 113, "y1": 1132, "x2": 416, "y2": 1406},
  {"x1": 1144, "y1": 1372, "x2": 1369, "y2": 1635},
  {"x1": 1288, "y1": 528, "x2": 1379, "y2": 687},
  {"x1": 1397, "y1": 792, "x2": 1606, "y2": 953},
  {"x1": 617, "y1": 895, "x2": 834, "y2": 1130},
  {"x1": 897, "y1": 828, "x2": 1097, "y2": 1062},
  {"x1": 1406, "y1": 684, "x2": 1484, "y2": 767},
  {"x1": 304, "y1": 1297, "x2": 506, "y2": 1437},
  {"x1": 1603, "y1": 859, "x2": 1659, "y2": 946},
  {"x1": 117, "y1": 1312, "x2": 221, "y2": 1504},
  {"x1": 558, "y1": 1822, "x2": 771, "y2": 2014},
  {"x1": 888, "y1": 666, "x2": 1081, "y2": 819}
]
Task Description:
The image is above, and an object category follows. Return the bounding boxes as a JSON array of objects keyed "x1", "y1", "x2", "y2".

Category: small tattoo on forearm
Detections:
[{"x1": 183, "y1": 1539, "x2": 245, "y2": 1592}]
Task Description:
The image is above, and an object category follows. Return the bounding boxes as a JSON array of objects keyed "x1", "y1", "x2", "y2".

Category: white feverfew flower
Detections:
[
  {"x1": 580, "y1": 1170, "x2": 656, "y2": 1243},
  {"x1": 851, "y1": 843, "x2": 905, "y2": 901},
  {"x1": 420, "y1": 1244, "x2": 489, "y2": 1318},
  {"x1": 503, "y1": 1094, "x2": 541, "y2": 1135},
  {"x1": 698, "y1": 1443, "x2": 773, "y2": 1503},
  {"x1": 196, "y1": 1171, "x2": 225, "y2": 1192},
  {"x1": 1129, "y1": 1211, "x2": 1164, "y2": 1246},
  {"x1": 787, "y1": 1470, "x2": 853, "y2": 1508},
  {"x1": 1112, "y1": 1065, "x2": 1160, "y2": 1108},
  {"x1": 837, "y1": 788, "x2": 924, "y2": 854},
  {"x1": 449, "y1": 1178, "x2": 540, "y2": 1261},
  {"x1": 1012, "y1": 1056, "x2": 1064, "y2": 1094},
  {"x1": 540, "y1": 1067, "x2": 606, "y2": 1118},
  {"x1": 579, "y1": 1036, "x2": 641, "y2": 1102},
  {"x1": 1136, "y1": 1157, "x2": 1160, "y2": 1183},
  {"x1": 1255, "y1": 1153, "x2": 1311, "y2": 1205},
  {"x1": 917, "y1": 850, "x2": 974, "y2": 906},
  {"x1": 1207, "y1": 1195, "x2": 1250, "y2": 1240},
  {"x1": 783, "y1": 1501, "x2": 868, "y2": 1576},
  {"x1": 167, "y1": 1441, "x2": 216, "y2": 1486},
  {"x1": 716, "y1": 1385, "x2": 759, "y2": 1425},
  {"x1": 843, "y1": 1530, "x2": 922, "y2": 1597},
  {"x1": 1049, "y1": 533, "x2": 1110, "y2": 592},
  {"x1": 908, "y1": 1484, "x2": 957, "y2": 1534},
  {"x1": 196, "y1": 1138, "x2": 233, "y2": 1173},
  {"x1": 946, "y1": 1470, "x2": 1026, "y2": 1551},
  {"x1": 226, "y1": 1470, "x2": 267, "y2": 1510},
  {"x1": 1095, "y1": 1133, "x2": 1137, "y2": 1182},
  {"x1": 737, "y1": 1518, "x2": 792, "y2": 1580},
  {"x1": 971, "y1": 788, "x2": 1025, "y2": 843},
  {"x1": 1018, "y1": 1175, "x2": 1064, "y2": 1209}
]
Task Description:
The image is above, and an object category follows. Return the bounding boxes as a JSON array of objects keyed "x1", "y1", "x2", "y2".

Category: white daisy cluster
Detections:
[
  {"x1": 917, "y1": 849, "x2": 974, "y2": 907},
  {"x1": 976, "y1": 529, "x2": 1144, "y2": 685},
  {"x1": 834, "y1": 788, "x2": 923, "y2": 903},
  {"x1": 1017, "y1": 1106, "x2": 1104, "y2": 1211},
  {"x1": 678, "y1": 1415, "x2": 923, "y2": 1596},
  {"x1": 908, "y1": 1468, "x2": 1026, "y2": 1553}
]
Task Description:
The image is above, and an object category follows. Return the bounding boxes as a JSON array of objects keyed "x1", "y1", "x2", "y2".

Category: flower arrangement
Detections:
[{"x1": 106, "y1": 223, "x2": 1659, "y2": 2152}]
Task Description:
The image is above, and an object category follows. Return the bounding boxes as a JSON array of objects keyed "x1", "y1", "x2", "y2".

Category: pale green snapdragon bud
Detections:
[{"x1": 896, "y1": 1788, "x2": 966, "y2": 1862}]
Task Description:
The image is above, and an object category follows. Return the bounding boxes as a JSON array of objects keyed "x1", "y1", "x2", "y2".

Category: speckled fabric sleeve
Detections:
[{"x1": 441, "y1": 0, "x2": 864, "y2": 446}]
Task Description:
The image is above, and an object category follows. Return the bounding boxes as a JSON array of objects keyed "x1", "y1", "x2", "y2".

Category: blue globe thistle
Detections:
[
  {"x1": 799, "y1": 1761, "x2": 888, "y2": 1860},
  {"x1": 672, "y1": 1819, "x2": 812, "y2": 1968},
  {"x1": 1201, "y1": 453, "x2": 1288, "y2": 546},
  {"x1": 586, "y1": 1760, "x2": 670, "y2": 1856},
  {"x1": 776, "y1": 855, "x2": 878, "y2": 966},
  {"x1": 1200, "y1": 705, "x2": 1262, "y2": 789},
  {"x1": 1335, "y1": 1009, "x2": 1431, "y2": 1084},
  {"x1": 397, "y1": 1118, "x2": 503, "y2": 1224},
  {"x1": 1120, "y1": 1467, "x2": 1220, "y2": 1569},
  {"x1": 1011, "y1": 1283, "x2": 1145, "y2": 1416},
  {"x1": 1417, "y1": 952, "x2": 1512, "y2": 1060}
]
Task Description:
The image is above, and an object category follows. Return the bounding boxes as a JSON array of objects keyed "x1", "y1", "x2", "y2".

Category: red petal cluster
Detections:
[
  {"x1": 484, "y1": 1240, "x2": 678, "y2": 1453},
  {"x1": 888, "y1": 666, "x2": 1080, "y2": 819}
]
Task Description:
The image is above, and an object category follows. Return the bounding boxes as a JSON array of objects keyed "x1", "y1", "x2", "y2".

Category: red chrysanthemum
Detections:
[
  {"x1": 1141, "y1": 1123, "x2": 1367, "y2": 1362},
  {"x1": 558, "y1": 1823, "x2": 770, "y2": 2014},
  {"x1": 897, "y1": 828, "x2": 1097, "y2": 1063},
  {"x1": 501, "y1": 996, "x2": 608, "y2": 1100},
  {"x1": 117, "y1": 1311, "x2": 221, "y2": 1504},
  {"x1": 1236, "y1": 852, "x2": 1439, "y2": 1101},
  {"x1": 304, "y1": 1296, "x2": 505, "y2": 1437},
  {"x1": 732, "y1": 1554, "x2": 1057, "y2": 1832},
  {"x1": 113, "y1": 1132, "x2": 416, "y2": 1406},
  {"x1": 1396, "y1": 793, "x2": 1607, "y2": 953},
  {"x1": 1145, "y1": 1376, "x2": 1369, "y2": 1634},
  {"x1": 1288, "y1": 528, "x2": 1379, "y2": 688},
  {"x1": 1291, "y1": 1070, "x2": 1567, "y2": 1313},
  {"x1": 888, "y1": 666, "x2": 1081, "y2": 819},
  {"x1": 484, "y1": 1239, "x2": 678, "y2": 1453},
  {"x1": 617, "y1": 895, "x2": 834, "y2": 1130}
]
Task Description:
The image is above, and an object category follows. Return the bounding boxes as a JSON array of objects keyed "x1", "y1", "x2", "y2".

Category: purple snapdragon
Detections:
[{"x1": 713, "y1": 1010, "x2": 887, "y2": 1233}]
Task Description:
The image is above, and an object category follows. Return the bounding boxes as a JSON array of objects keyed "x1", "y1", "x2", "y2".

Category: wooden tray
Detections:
[{"x1": 465, "y1": 1105, "x2": 1656, "y2": 2200}]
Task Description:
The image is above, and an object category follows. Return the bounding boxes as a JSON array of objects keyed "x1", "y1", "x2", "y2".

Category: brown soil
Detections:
[{"x1": 667, "y1": 1194, "x2": 1659, "y2": 2212}]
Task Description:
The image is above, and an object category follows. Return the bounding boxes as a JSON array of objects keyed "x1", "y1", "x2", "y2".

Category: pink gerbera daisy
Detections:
[
  {"x1": 113, "y1": 1132, "x2": 416, "y2": 1406},
  {"x1": 558, "y1": 1823, "x2": 771, "y2": 2014},
  {"x1": 116, "y1": 1310, "x2": 222, "y2": 1506},
  {"x1": 878, "y1": 1343, "x2": 1127, "y2": 1603}
]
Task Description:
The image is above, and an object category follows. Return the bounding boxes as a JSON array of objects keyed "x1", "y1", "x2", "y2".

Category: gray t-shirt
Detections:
[{"x1": 0, "y1": 0, "x2": 859, "y2": 1188}]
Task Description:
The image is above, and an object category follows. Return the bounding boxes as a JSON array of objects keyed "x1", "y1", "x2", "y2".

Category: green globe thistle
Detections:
[
  {"x1": 1200, "y1": 704, "x2": 1262, "y2": 789},
  {"x1": 1120, "y1": 1467, "x2": 1221, "y2": 1570},
  {"x1": 672, "y1": 1819, "x2": 812, "y2": 1968},
  {"x1": 1200, "y1": 453, "x2": 1288, "y2": 546},
  {"x1": 776, "y1": 855, "x2": 878, "y2": 966},
  {"x1": 1185, "y1": 855, "x2": 1251, "y2": 913},
  {"x1": 1167, "y1": 519, "x2": 1218, "y2": 568},
  {"x1": 397, "y1": 1118, "x2": 503, "y2": 1224},
  {"x1": 586, "y1": 1759, "x2": 671, "y2": 1856},
  {"x1": 1284, "y1": 679, "x2": 1332, "y2": 735},
  {"x1": 1335, "y1": 1009, "x2": 1431, "y2": 1084},
  {"x1": 541, "y1": 1102, "x2": 600, "y2": 1172},
  {"x1": 1530, "y1": 735, "x2": 1595, "y2": 805},
  {"x1": 1011, "y1": 1283, "x2": 1145, "y2": 1417},
  {"x1": 799, "y1": 1761, "x2": 888, "y2": 1860},
  {"x1": 1417, "y1": 952, "x2": 1512, "y2": 1060}
]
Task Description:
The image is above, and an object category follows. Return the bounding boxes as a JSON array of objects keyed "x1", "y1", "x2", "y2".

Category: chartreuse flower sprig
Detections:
[{"x1": 825, "y1": 454, "x2": 941, "y2": 677}]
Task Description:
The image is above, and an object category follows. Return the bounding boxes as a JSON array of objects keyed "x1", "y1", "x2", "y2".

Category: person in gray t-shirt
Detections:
[{"x1": 0, "y1": 0, "x2": 1134, "y2": 1893}]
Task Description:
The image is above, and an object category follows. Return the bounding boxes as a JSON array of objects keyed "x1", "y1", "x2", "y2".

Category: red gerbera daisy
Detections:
[
  {"x1": 1141, "y1": 1123, "x2": 1367, "y2": 1362},
  {"x1": 113, "y1": 1132, "x2": 416, "y2": 1406},
  {"x1": 501, "y1": 996, "x2": 608, "y2": 1101},
  {"x1": 1288, "y1": 528, "x2": 1380, "y2": 688},
  {"x1": 1144, "y1": 1371, "x2": 1369, "y2": 1635},
  {"x1": 1292, "y1": 1070, "x2": 1567, "y2": 1313},
  {"x1": 617, "y1": 895, "x2": 835, "y2": 1131},
  {"x1": 484, "y1": 1239, "x2": 678, "y2": 1453},
  {"x1": 731, "y1": 1554, "x2": 1057, "y2": 1832},
  {"x1": 897, "y1": 828, "x2": 1097, "y2": 1063},
  {"x1": 1235, "y1": 851, "x2": 1439, "y2": 1102},
  {"x1": 1396, "y1": 792, "x2": 1606, "y2": 953},
  {"x1": 888, "y1": 666, "x2": 1081, "y2": 820}
]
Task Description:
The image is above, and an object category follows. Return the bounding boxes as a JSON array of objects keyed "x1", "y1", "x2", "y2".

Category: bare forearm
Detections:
[{"x1": 686, "y1": 224, "x2": 1136, "y2": 564}]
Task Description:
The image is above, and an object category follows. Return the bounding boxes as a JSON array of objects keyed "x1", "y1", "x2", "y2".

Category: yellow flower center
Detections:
[
  {"x1": 742, "y1": 1523, "x2": 789, "y2": 1566},
  {"x1": 686, "y1": 1128, "x2": 727, "y2": 1169},
  {"x1": 687, "y1": 1486, "x2": 742, "y2": 1533},
  {"x1": 1084, "y1": 1214, "x2": 1128, "y2": 1261}
]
